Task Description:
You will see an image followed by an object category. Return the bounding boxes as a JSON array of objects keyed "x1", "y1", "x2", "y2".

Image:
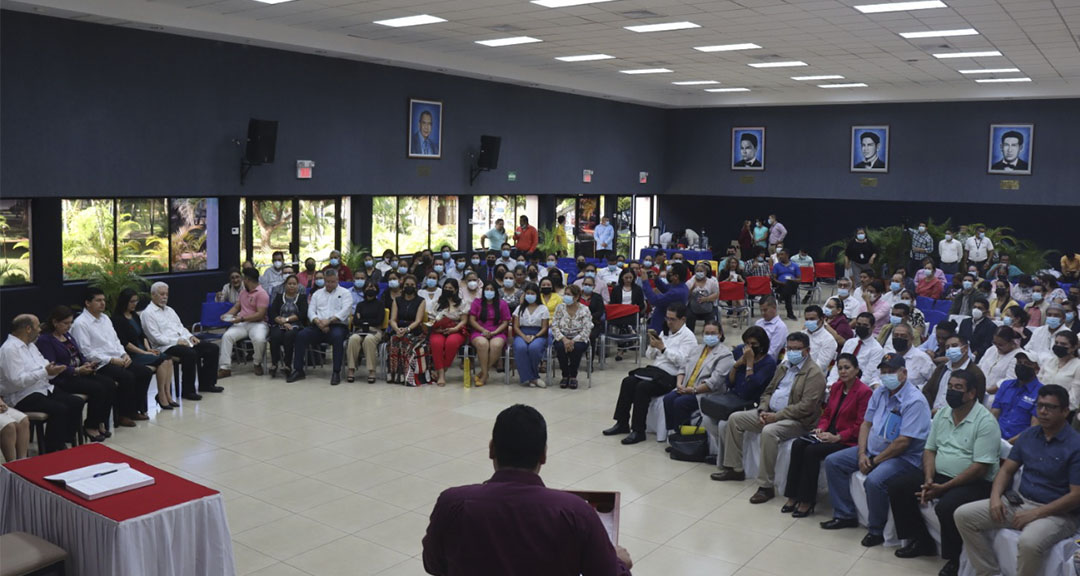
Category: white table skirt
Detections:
[{"x1": 0, "y1": 468, "x2": 235, "y2": 576}]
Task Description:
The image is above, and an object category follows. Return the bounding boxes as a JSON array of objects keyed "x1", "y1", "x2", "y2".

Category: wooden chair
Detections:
[
  {"x1": 0, "y1": 532, "x2": 68, "y2": 576},
  {"x1": 25, "y1": 412, "x2": 48, "y2": 456}
]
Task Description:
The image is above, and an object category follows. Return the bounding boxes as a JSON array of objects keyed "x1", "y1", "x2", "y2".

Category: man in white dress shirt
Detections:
[
  {"x1": 964, "y1": 226, "x2": 994, "y2": 276},
  {"x1": 0, "y1": 315, "x2": 82, "y2": 452},
  {"x1": 802, "y1": 305, "x2": 838, "y2": 374},
  {"x1": 603, "y1": 303, "x2": 698, "y2": 445},
  {"x1": 259, "y1": 251, "x2": 288, "y2": 295},
  {"x1": 888, "y1": 323, "x2": 934, "y2": 391},
  {"x1": 755, "y1": 297, "x2": 789, "y2": 360},
  {"x1": 142, "y1": 281, "x2": 223, "y2": 400},
  {"x1": 836, "y1": 277, "x2": 861, "y2": 321},
  {"x1": 829, "y1": 312, "x2": 885, "y2": 387},
  {"x1": 1028, "y1": 305, "x2": 1070, "y2": 360},
  {"x1": 938, "y1": 230, "x2": 964, "y2": 275},
  {"x1": 288, "y1": 268, "x2": 354, "y2": 385},
  {"x1": 72, "y1": 287, "x2": 153, "y2": 421}
]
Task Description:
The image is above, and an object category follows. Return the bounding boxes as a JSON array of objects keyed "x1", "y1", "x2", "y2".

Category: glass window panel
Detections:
[
  {"x1": 397, "y1": 196, "x2": 430, "y2": 255},
  {"x1": 470, "y1": 195, "x2": 491, "y2": 250},
  {"x1": 634, "y1": 196, "x2": 654, "y2": 258},
  {"x1": 555, "y1": 198, "x2": 577, "y2": 257},
  {"x1": 522, "y1": 196, "x2": 539, "y2": 229},
  {"x1": 299, "y1": 198, "x2": 340, "y2": 263},
  {"x1": 170, "y1": 198, "x2": 212, "y2": 272},
  {"x1": 118, "y1": 198, "x2": 169, "y2": 275},
  {"x1": 62, "y1": 199, "x2": 115, "y2": 280},
  {"x1": 372, "y1": 196, "x2": 398, "y2": 256},
  {"x1": 430, "y1": 196, "x2": 458, "y2": 251},
  {"x1": 0, "y1": 199, "x2": 32, "y2": 285},
  {"x1": 249, "y1": 199, "x2": 292, "y2": 269},
  {"x1": 615, "y1": 196, "x2": 633, "y2": 258}
]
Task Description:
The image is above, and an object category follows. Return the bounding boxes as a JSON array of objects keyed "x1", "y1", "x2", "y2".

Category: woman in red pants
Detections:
[{"x1": 428, "y1": 279, "x2": 468, "y2": 387}]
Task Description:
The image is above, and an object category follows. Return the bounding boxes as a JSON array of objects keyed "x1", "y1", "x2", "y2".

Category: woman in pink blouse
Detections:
[{"x1": 469, "y1": 280, "x2": 511, "y2": 387}]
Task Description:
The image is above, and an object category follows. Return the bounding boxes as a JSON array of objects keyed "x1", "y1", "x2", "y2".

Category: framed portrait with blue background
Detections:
[
  {"x1": 408, "y1": 99, "x2": 442, "y2": 159},
  {"x1": 987, "y1": 123, "x2": 1033, "y2": 175},
  {"x1": 850, "y1": 126, "x2": 889, "y2": 173},
  {"x1": 731, "y1": 127, "x2": 765, "y2": 171}
]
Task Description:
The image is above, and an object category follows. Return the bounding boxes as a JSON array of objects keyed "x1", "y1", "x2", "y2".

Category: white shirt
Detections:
[
  {"x1": 939, "y1": 238, "x2": 963, "y2": 264},
  {"x1": 830, "y1": 336, "x2": 884, "y2": 387},
  {"x1": 70, "y1": 309, "x2": 126, "y2": 366},
  {"x1": 260, "y1": 267, "x2": 287, "y2": 294},
  {"x1": 309, "y1": 286, "x2": 354, "y2": 323},
  {"x1": 902, "y1": 348, "x2": 934, "y2": 391},
  {"x1": 515, "y1": 304, "x2": 550, "y2": 328},
  {"x1": 802, "y1": 326, "x2": 838, "y2": 374},
  {"x1": 1039, "y1": 356, "x2": 1080, "y2": 410},
  {"x1": 1028, "y1": 324, "x2": 1068, "y2": 360},
  {"x1": 841, "y1": 295, "x2": 861, "y2": 321},
  {"x1": 375, "y1": 260, "x2": 393, "y2": 274},
  {"x1": 647, "y1": 325, "x2": 698, "y2": 376},
  {"x1": 141, "y1": 302, "x2": 195, "y2": 351},
  {"x1": 755, "y1": 316, "x2": 789, "y2": 360},
  {"x1": 0, "y1": 335, "x2": 54, "y2": 406},
  {"x1": 881, "y1": 289, "x2": 903, "y2": 309},
  {"x1": 443, "y1": 266, "x2": 463, "y2": 283},
  {"x1": 597, "y1": 267, "x2": 621, "y2": 288},
  {"x1": 977, "y1": 345, "x2": 1021, "y2": 395},
  {"x1": 769, "y1": 361, "x2": 801, "y2": 412},
  {"x1": 965, "y1": 236, "x2": 994, "y2": 262},
  {"x1": 420, "y1": 288, "x2": 442, "y2": 313},
  {"x1": 934, "y1": 358, "x2": 972, "y2": 411}
]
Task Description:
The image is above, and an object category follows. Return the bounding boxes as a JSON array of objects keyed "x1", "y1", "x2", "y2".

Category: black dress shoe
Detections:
[
  {"x1": 861, "y1": 533, "x2": 885, "y2": 547},
  {"x1": 330, "y1": 372, "x2": 341, "y2": 386},
  {"x1": 181, "y1": 392, "x2": 203, "y2": 401},
  {"x1": 286, "y1": 371, "x2": 306, "y2": 383},
  {"x1": 895, "y1": 539, "x2": 936, "y2": 558},
  {"x1": 620, "y1": 431, "x2": 646, "y2": 445},
  {"x1": 938, "y1": 559, "x2": 959, "y2": 576},
  {"x1": 819, "y1": 518, "x2": 859, "y2": 530},
  {"x1": 602, "y1": 423, "x2": 630, "y2": 436},
  {"x1": 200, "y1": 385, "x2": 224, "y2": 393},
  {"x1": 780, "y1": 503, "x2": 797, "y2": 514},
  {"x1": 665, "y1": 446, "x2": 673, "y2": 453}
]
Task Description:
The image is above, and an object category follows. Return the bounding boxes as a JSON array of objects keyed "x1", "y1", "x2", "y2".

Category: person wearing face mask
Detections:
[
  {"x1": 512, "y1": 265, "x2": 528, "y2": 292},
  {"x1": 419, "y1": 271, "x2": 443, "y2": 313},
  {"x1": 498, "y1": 271, "x2": 522, "y2": 311},
  {"x1": 348, "y1": 272, "x2": 369, "y2": 307},
  {"x1": 296, "y1": 258, "x2": 319, "y2": 292},
  {"x1": 608, "y1": 269, "x2": 646, "y2": 362},
  {"x1": 525, "y1": 264, "x2": 541, "y2": 285},
  {"x1": 324, "y1": 249, "x2": 353, "y2": 281},
  {"x1": 288, "y1": 269, "x2": 352, "y2": 385},
  {"x1": 989, "y1": 282, "x2": 1018, "y2": 320},
  {"x1": 857, "y1": 279, "x2": 890, "y2": 335},
  {"x1": 834, "y1": 277, "x2": 861, "y2": 321},
  {"x1": 920, "y1": 320, "x2": 957, "y2": 364},
  {"x1": 1037, "y1": 331, "x2": 1080, "y2": 412},
  {"x1": 536, "y1": 255, "x2": 557, "y2": 280},
  {"x1": 459, "y1": 272, "x2": 482, "y2": 310},
  {"x1": 358, "y1": 252, "x2": 382, "y2": 285},
  {"x1": 594, "y1": 216, "x2": 615, "y2": 261},
  {"x1": 536, "y1": 278, "x2": 561, "y2": 317},
  {"x1": 821, "y1": 297, "x2": 855, "y2": 350},
  {"x1": 964, "y1": 226, "x2": 994, "y2": 277},
  {"x1": 887, "y1": 369, "x2": 1000, "y2": 575},
  {"x1": 743, "y1": 246, "x2": 772, "y2": 279},
  {"x1": 345, "y1": 282, "x2": 386, "y2": 384},
  {"x1": 427, "y1": 279, "x2": 467, "y2": 387},
  {"x1": 938, "y1": 231, "x2": 963, "y2": 276},
  {"x1": 844, "y1": 227, "x2": 877, "y2": 281},
  {"x1": 949, "y1": 273, "x2": 979, "y2": 317},
  {"x1": 495, "y1": 243, "x2": 516, "y2": 268},
  {"x1": 639, "y1": 262, "x2": 691, "y2": 334},
  {"x1": 714, "y1": 333, "x2": 827, "y2": 506},
  {"x1": 915, "y1": 258, "x2": 946, "y2": 300},
  {"x1": 1025, "y1": 284, "x2": 1049, "y2": 327},
  {"x1": 218, "y1": 268, "x2": 271, "y2": 379},
  {"x1": 511, "y1": 283, "x2": 550, "y2": 388},
  {"x1": 260, "y1": 250, "x2": 289, "y2": 295},
  {"x1": 513, "y1": 215, "x2": 538, "y2": 256},
  {"x1": 886, "y1": 323, "x2": 934, "y2": 391},
  {"x1": 771, "y1": 249, "x2": 801, "y2": 321},
  {"x1": 998, "y1": 305, "x2": 1032, "y2": 348},
  {"x1": 479, "y1": 250, "x2": 501, "y2": 283},
  {"x1": 821, "y1": 354, "x2": 932, "y2": 548},
  {"x1": 386, "y1": 275, "x2": 429, "y2": 386},
  {"x1": 754, "y1": 297, "x2": 790, "y2": 360},
  {"x1": 550, "y1": 285, "x2": 593, "y2": 390},
  {"x1": 977, "y1": 326, "x2": 1023, "y2": 403},
  {"x1": 661, "y1": 321, "x2": 734, "y2": 432},
  {"x1": 958, "y1": 298, "x2": 996, "y2": 361},
  {"x1": 685, "y1": 262, "x2": 720, "y2": 333},
  {"x1": 267, "y1": 274, "x2": 307, "y2": 379},
  {"x1": 801, "y1": 306, "x2": 838, "y2": 374},
  {"x1": 881, "y1": 273, "x2": 906, "y2": 309},
  {"x1": 580, "y1": 277, "x2": 606, "y2": 350},
  {"x1": 923, "y1": 334, "x2": 986, "y2": 415},
  {"x1": 444, "y1": 256, "x2": 465, "y2": 283},
  {"x1": 380, "y1": 271, "x2": 402, "y2": 308},
  {"x1": 468, "y1": 280, "x2": 512, "y2": 388},
  {"x1": 830, "y1": 312, "x2": 885, "y2": 387},
  {"x1": 375, "y1": 250, "x2": 396, "y2": 274},
  {"x1": 753, "y1": 220, "x2": 769, "y2": 250},
  {"x1": 766, "y1": 214, "x2": 787, "y2": 254},
  {"x1": 596, "y1": 254, "x2": 621, "y2": 288},
  {"x1": 894, "y1": 290, "x2": 926, "y2": 339},
  {"x1": 990, "y1": 349, "x2": 1042, "y2": 443},
  {"x1": 1027, "y1": 305, "x2": 1070, "y2": 359},
  {"x1": 1063, "y1": 301, "x2": 1080, "y2": 335},
  {"x1": 905, "y1": 221, "x2": 934, "y2": 277}
]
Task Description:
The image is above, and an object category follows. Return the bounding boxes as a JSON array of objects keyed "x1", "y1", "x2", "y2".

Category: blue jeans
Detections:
[
  {"x1": 824, "y1": 446, "x2": 917, "y2": 535},
  {"x1": 293, "y1": 324, "x2": 348, "y2": 375},
  {"x1": 513, "y1": 326, "x2": 546, "y2": 383},
  {"x1": 662, "y1": 390, "x2": 699, "y2": 431}
]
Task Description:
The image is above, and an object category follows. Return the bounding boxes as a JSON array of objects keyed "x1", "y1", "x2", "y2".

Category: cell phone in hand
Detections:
[
  {"x1": 647, "y1": 329, "x2": 659, "y2": 339},
  {"x1": 1004, "y1": 490, "x2": 1023, "y2": 506}
]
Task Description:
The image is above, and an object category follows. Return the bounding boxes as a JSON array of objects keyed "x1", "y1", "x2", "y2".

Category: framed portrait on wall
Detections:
[
  {"x1": 408, "y1": 99, "x2": 442, "y2": 159},
  {"x1": 987, "y1": 123, "x2": 1033, "y2": 175},
  {"x1": 731, "y1": 127, "x2": 765, "y2": 171},
  {"x1": 850, "y1": 126, "x2": 889, "y2": 173}
]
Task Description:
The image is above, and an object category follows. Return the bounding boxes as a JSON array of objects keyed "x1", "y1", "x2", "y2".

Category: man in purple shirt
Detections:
[
  {"x1": 423, "y1": 405, "x2": 633, "y2": 576},
  {"x1": 768, "y1": 214, "x2": 787, "y2": 252}
]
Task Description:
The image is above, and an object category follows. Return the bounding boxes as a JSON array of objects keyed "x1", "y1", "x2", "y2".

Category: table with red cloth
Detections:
[{"x1": 0, "y1": 444, "x2": 235, "y2": 576}]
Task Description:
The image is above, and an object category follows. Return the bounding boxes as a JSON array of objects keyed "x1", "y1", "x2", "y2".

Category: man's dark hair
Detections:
[
  {"x1": 669, "y1": 262, "x2": 688, "y2": 284},
  {"x1": 950, "y1": 369, "x2": 978, "y2": 394},
  {"x1": 243, "y1": 268, "x2": 260, "y2": 283},
  {"x1": 492, "y1": 404, "x2": 547, "y2": 470},
  {"x1": 856, "y1": 312, "x2": 876, "y2": 326},
  {"x1": 861, "y1": 132, "x2": 880, "y2": 145},
  {"x1": 84, "y1": 286, "x2": 106, "y2": 304},
  {"x1": 1001, "y1": 130, "x2": 1024, "y2": 146},
  {"x1": 804, "y1": 304, "x2": 823, "y2": 318},
  {"x1": 667, "y1": 302, "x2": 687, "y2": 319},
  {"x1": 892, "y1": 302, "x2": 911, "y2": 316},
  {"x1": 740, "y1": 133, "x2": 758, "y2": 148},
  {"x1": 1037, "y1": 384, "x2": 1069, "y2": 411},
  {"x1": 760, "y1": 296, "x2": 778, "y2": 310},
  {"x1": 787, "y1": 332, "x2": 810, "y2": 348},
  {"x1": 272, "y1": 251, "x2": 284, "y2": 259},
  {"x1": 946, "y1": 333, "x2": 969, "y2": 346},
  {"x1": 973, "y1": 297, "x2": 990, "y2": 309},
  {"x1": 868, "y1": 279, "x2": 885, "y2": 294},
  {"x1": 419, "y1": 110, "x2": 433, "y2": 123},
  {"x1": 937, "y1": 319, "x2": 957, "y2": 335}
]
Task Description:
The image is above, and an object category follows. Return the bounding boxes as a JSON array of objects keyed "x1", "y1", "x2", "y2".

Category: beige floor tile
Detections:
[
  {"x1": 225, "y1": 495, "x2": 293, "y2": 534},
  {"x1": 360, "y1": 474, "x2": 446, "y2": 512},
  {"x1": 569, "y1": 467, "x2": 669, "y2": 504},
  {"x1": 189, "y1": 421, "x2": 275, "y2": 447},
  {"x1": 204, "y1": 462, "x2": 304, "y2": 494},
  {"x1": 630, "y1": 545, "x2": 741, "y2": 576},
  {"x1": 858, "y1": 545, "x2": 950, "y2": 573},
  {"x1": 322, "y1": 434, "x2": 406, "y2": 460},
  {"x1": 312, "y1": 460, "x2": 406, "y2": 493},
  {"x1": 233, "y1": 515, "x2": 347, "y2": 561},
  {"x1": 285, "y1": 536, "x2": 409, "y2": 576},
  {"x1": 232, "y1": 541, "x2": 278, "y2": 575},
  {"x1": 265, "y1": 448, "x2": 357, "y2": 476},
  {"x1": 246, "y1": 563, "x2": 311, "y2": 576},
  {"x1": 705, "y1": 491, "x2": 798, "y2": 537},
  {"x1": 169, "y1": 448, "x2": 261, "y2": 476},
  {"x1": 373, "y1": 558, "x2": 427, "y2": 576},
  {"x1": 666, "y1": 519, "x2": 776, "y2": 564},
  {"x1": 617, "y1": 502, "x2": 699, "y2": 544},
  {"x1": 248, "y1": 477, "x2": 352, "y2": 513},
  {"x1": 300, "y1": 493, "x2": 408, "y2": 534},
  {"x1": 746, "y1": 539, "x2": 859, "y2": 576},
  {"x1": 354, "y1": 512, "x2": 431, "y2": 557},
  {"x1": 845, "y1": 556, "x2": 947, "y2": 576},
  {"x1": 636, "y1": 479, "x2": 742, "y2": 519},
  {"x1": 365, "y1": 445, "x2": 455, "y2": 475},
  {"x1": 777, "y1": 514, "x2": 870, "y2": 556},
  {"x1": 228, "y1": 435, "x2": 309, "y2": 461},
  {"x1": 413, "y1": 458, "x2": 494, "y2": 487}
]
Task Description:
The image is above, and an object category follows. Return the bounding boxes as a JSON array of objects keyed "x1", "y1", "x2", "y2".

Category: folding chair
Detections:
[
  {"x1": 745, "y1": 276, "x2": 774, "y2": 317},
  {"x1": 923, "y1": 310, "x2": 947, "y2": 333},
  {"x1": 603, "y1": 310, "x2": 642, "y2": 367},
  {"x1": 545, "y1": 338, "x2": 593, "y2": 388},
  {"x1": 193, "y1": 301, "x2": 232, "y2": 342},
  {"x1": 915, "y1": 296, "x2": 935, "y2": 315},
  {"x1": 932, "y1": 299, "x2": 952, "y2": 314},
  {"x1": 716, "y1": 281, "x2": 750, "y2": 329},
  {"x1": 797, "y1": 266, "x2": 819, "y2": 305},
  {"x1": 814, "y1": 262, "x2": 837, "y2": 297}
]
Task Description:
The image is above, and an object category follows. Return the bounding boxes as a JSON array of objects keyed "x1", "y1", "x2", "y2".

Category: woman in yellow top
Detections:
[
  {"x1": 555, "y1": 215, "x2": 569, "y2": 256},
  {"x1": 538, "y1": 277, "x2": 562, "y2": 316},
  {"x1": 1061, "y1": 252, "x2": 1080, "y2": 283}
]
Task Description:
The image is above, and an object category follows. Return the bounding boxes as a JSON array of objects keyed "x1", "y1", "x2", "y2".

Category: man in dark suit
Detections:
[
  {"x1": 922, "y1": 334, "x2": 986, "y2": 415},
  {"x1": 734, "y1": 133, "x2": 762, "y2": 167},
  {"x1": 854, "y1": 132, "x2": 886, "y2": 169},
  {"x1": 958, "y1": 298, "x2": 996, "y2": 362},
  {"x1": 410, "y1": 110, "x2": 439, "y2": 156},
  {"x1": 990, "y1": 130, "x2": 1028, "y2": 171}
]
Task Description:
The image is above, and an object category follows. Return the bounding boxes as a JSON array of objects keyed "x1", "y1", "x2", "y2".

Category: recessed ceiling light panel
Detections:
[
  {"x1": 958, "y1": 68, "x2": 1020, "y2": 74},
  {"x1": 932, "y1": 50, "x2": 1002, "y2": 59},
  {"x1": 555, "y1": 54, "x2": 615, "y2": 62},
  {"x1": 791, "y1": 74, "x2": 844, "y2": 81},
  {"x1": 975, "y1": 77, "x2": 1031, "y2": 83},
  {"x1": 899, "y1": 28, "x2": 977, "y2": 38},
  {"x1": 854, "y1": 1, "x2": 947, "y2": 14},
  {"x1": 705, "y1": 87, "x2": 750, "y2": 92},
  {"x1": 476, "y1": 36, "x2": 543, "y2": 47},
  {"x1": 253, "y1": 0, "x2": 296, "y2": 4},
  {"x1": 693, "y1": 43, "x2": 761, "y2": 52},
  {"x1": 624, "y1": 21, "x2": 701, "y2": 33},
  {"x1": 818, "y1": 82, "x2": 869, "y2": 88},
  {"x1": 620, "y1": 68, "x2": 673, "y2": 74},
  {"x1": 672, "y1": 80, "x2": 719, "y2": 85},
  {"x1": 748, "y1": 61, "x2": 808, "y2": 68},
  {"x1": 531, "y1": 0, "x2": 614, "y2": 7},
  {"x1": 373, "y1": 14, "x2": 447, "y2": 27}
]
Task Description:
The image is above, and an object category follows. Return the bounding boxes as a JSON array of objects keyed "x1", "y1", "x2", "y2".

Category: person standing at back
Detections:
[{"x1": 423, "y1": 404, "x2": 632, "y2": 576}]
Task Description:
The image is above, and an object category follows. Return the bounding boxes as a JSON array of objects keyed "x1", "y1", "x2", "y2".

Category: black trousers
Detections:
[
  {"x1": 614, "y1": 366, "x2": 676, "y2": 432},
  {"x1": 16, "y1": 391, "x2": 85, "y2": 452},
  {"x1": 774, "y1": 279, "x2": 799, "y2": 314},
  {"x1": 168, "y1": 342, "x2": 220, "y2": 394},
  {"x1": 268, "y1": 325, "x2": 300, "y2": 366},
  {"x1": 54, "y1": 374, "x2": 115, "y2": 429},
  {"x1": 98, "y1": 363, "x2": 153, "y2": 417},
  {"x1": 886, "y1": 470, "x2": 992, "y2": 560},
  {"x1": 293, "y1": 324, "x2": 348, "y2": 374},
  {"x1": 783, "y1": 438, "x2": 848, "y2": 504},
  {"x1": 555, "y1": 341, "x2": 588, "y2": 378},
  {"x1": 685, "y1": 310, "x2": 714, "y2": 333}
]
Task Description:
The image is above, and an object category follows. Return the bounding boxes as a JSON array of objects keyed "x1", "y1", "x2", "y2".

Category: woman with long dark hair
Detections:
[
  {"x1": 512, "y1": 283, "x2": 549, "y2": 388},
  {"x1": 429, "y1": 279, "x2": 467, "y2": 387},
  {"x1": 37, "y1": 306, "x2": 116, "y2": 440},
  {"x1": 388, "y1": 274, "x2": 428, "y2": 385},
  {"x1": 113, "y1": 288, "x2": 177, "y2": 410},
  {"x1": 468, "y1": 280, "x2": 511, "y2": 387}
]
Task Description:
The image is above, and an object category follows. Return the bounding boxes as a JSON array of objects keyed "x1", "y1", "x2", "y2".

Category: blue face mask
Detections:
[
  {"x1": 962, "y1": 281, "x2": 973, "y2": 290},
  {"x1": 856, "y1": 233, "x2": 866, "y2": 241},
  {"x1": 546, "y1": 261, "x2": 556, "y2": 268},
  {"x1": 434, "y1": 265, "x2": 444, "y2": 273},
  {"x1": 364, "y1": 260, "x2": 374, "y2": 268},
  {"x1": 503, "y1": 279, "x2": 514, "y2": 288},
  {"x1": 525, "y1": 294, "x2": 537, "y2": 304},
  {"x1": 583, "y1": 285, "x2": 594, "y2": 295},
  {"x1": 562, "y1": 295, "x2": 574, "y2": 305},
  {"x1": 398, "y1": 266, "x2": 408, "y2": 274},
  {"x1": 501, "y1": 250, "x2": 510, "y2": 258},
  {"x1": 945, "y1": 346, "x2": 965, "y2": 363},
  {"x1": 456, "y1": 261, "x2": 466, "y2": 270},
  {"x1": 609, "y1": 265, "x2": 619, "y2": 271},
  {"x1": 585, "y1": 271, "x2": 596, "y2": 278},
  {"x1": 880, "y1": 372, "x2": 901, "y2": 390},
  {"x1": 786, "y1": 349, "x2": 804, "y2": 365},
  {"x1": 315, "y1": 278, "x2": 326, "y2": 288},
  {"x1": 1003, "y1": 315, "x2": 1014, "y2": 326},
  {"x1": 356, "y1": 279, "x2": 366, "y2": 288},
  {"x1": 425, "y1": 278, "x2": 437, "y2": 288},
  {"x1": 388, "y1": 280, "x2": 400, "y2": 289},
  {"x1": 484, "y1": 290, "x2": 496, "y2": 300},
  {"x1": 1067, "y1": 312, "x2": 1076, "y2": 323},
  {"x1": 1047, "y1": 317, "x2": 1063, "y2": 330},
  {"x1": 329, "y1": 258, "x2": 340, "y2": 267},
  {"x1": 889, "y1": 314, "x2": 902, "y2": 325},
  {"x1": 890, "y1": 282, "x2": 901, "y2": 293},
  {"x1": 703, "y1": 334, "x2": 720, "y2": 348},
  {"x1": 804, "y1": 320, "x2": 819, "y2": 332},
  {"x1": 471, "y1": 259, "x2": 481, "y2": 266},
  {"x1": 838, "y1": 289, "x2": 850, "y2": 298},
  {"x1": 1032, "y1": 292, "x2": 1044, "y2": 302},
  {"x1": 823, "y1": 306, "x2": 834, "y2": 318},
  {"x1": 644, "y1": 261, "x2": 653, "y2": 267},
  {"x1": 442, "y1": 251, "x2": 451, "y2": 261}
]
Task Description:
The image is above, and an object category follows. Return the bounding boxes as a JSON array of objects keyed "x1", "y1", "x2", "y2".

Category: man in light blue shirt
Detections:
[
  {"x1": 594, "y1": 216, "x2": 615, "y2": 260},
  {"x1": 482, "y1": 219, "x2": 507, "y2": 251},
  {"x1": 822, "y1": 353, "x2": 932, "y2": 547}
]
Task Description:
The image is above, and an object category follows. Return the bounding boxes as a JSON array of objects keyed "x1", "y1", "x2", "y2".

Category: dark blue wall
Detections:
[{"x1": 665, "y1": 101, "x2": 1080, "y2": 206}]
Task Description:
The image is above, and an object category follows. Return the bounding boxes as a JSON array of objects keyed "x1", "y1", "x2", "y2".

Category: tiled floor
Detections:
[{"x1": 101, "y1": 316, "x2": 947, "y2": 576}]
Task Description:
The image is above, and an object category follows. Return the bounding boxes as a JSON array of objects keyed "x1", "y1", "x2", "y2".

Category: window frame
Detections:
[
  {"x1": 374, "y1": 195, "x2": 461, "y2": 254},
  {"x1": 0, "y1": 198, "x2": 34, "y2": 286},
  {"x1": 241, "y1": 197, "x2": 346, "y2": 267}
]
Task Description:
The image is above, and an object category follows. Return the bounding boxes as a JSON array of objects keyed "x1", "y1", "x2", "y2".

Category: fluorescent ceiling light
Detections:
[
  {"x1": 959, "y1": 68, "x2": 1021, "y2": 74},
  {"x1": 476, "y1": 36, "x2": 543, "y2": 47},
  {"x1": 975, "y1": 77, "x2": 1031, "y2": 83},
  {"x1": 624, "y1": 21, "x2": 700, "y2": 33},
  {"x1": 899, "y1": 28, "x2": 978, "y2": 39},
  {"x1": 373, "y1": 14, "x2": 447, "y2": 27},
  {"x1": 748, "y1": 61, "x2": 807, "y2": 68},
  {"x1": 705, "y1": 87, "x2": 750, "y2": 92},
  {"x1": 555, "y1": 54, "x2": 615, "y2": 62},
  {"x1": 531, "y1": 0, "x2": 613, "y2": 7},
  {"x1": 620, "y1": 68, "x2": 673, "y2": 74},
  {"x1": 253, "y1": 0, "x2": 296, "y2": 4},
  {"x1": 818, "y1": 82, "x2": 869, "y2": 88},
  {"x1": 932, "y1": 50, "x2": 1002, "y2": 59},
  {"x1": 672, "y1": 80, "x2": 719, "y2": 85},
  {"x1": 693, "y1": 43, "x2": 761, "y2": 53},
  {"x1": 854, "y1": 1, "x2": 946, "y2": 14},
  {"x1": 791, "y1": 74, "x2": 844, "y2": 81}
]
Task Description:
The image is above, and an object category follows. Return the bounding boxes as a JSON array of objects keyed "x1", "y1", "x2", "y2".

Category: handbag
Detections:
[
  {"x1": 667, "y1": 415, "x2": 708, "y2": 463},
  {"x1": 700, "y1": 392, "x2": 756, "y2": 421}
]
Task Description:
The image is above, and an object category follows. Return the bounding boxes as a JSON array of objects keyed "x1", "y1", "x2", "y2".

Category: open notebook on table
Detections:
[{"x1": 44, "y1": 462, "x2": 155, "y2": 500}]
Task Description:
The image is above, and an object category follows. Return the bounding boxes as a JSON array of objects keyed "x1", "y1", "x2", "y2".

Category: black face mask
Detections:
[
  {"x1": 1015, "y1": 363, "x2": 1036, "y2": 382},
  {"x1": 305, "y1": 263, "x2": 316, "y2": 271},
  {"x1": 577, "y1": 261, "x2": 587, "y2": 270},
  {"x1": 486, "y1": 259, "x2": 496, "y2": 266},
  {"x1": 1053, "y1": 345, "x2": 1071, "y2": 358},
  {"x1": 403, "y1": 286, "x2": 417, "y2": 295},
  {"x1": 893, "y1": 338, "x2": 910, "y2": 353},
  {"x1": 945, "y1": 388, "x2": 967, "y2": 409},
  {"x1": 855, "y1": 325, "x2": 871, "y2": 340},
  {"x1": 364, "y1": 291, "x2": 378, "y2": 299},
  {"x1": 540, "y1": 287, "x2": 553, "y2": 295}
]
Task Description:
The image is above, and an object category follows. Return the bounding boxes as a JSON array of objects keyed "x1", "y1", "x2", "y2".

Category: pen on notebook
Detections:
[{"x1": 93, "y1": 469, "x2": 118, "y2": 478}]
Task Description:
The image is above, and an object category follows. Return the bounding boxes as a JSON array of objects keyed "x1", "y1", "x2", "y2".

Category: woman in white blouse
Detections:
[
  {"x1": 1039, "y1": 331, "x2": 1080, "y2": 412},
  {"x1": 978, "y1": 326, "x2": 1022, "y2": 404},
  {"x1": 419, "y1": 271, "x2": 443, "y2": 314},
  {"x1": 551, "y1": 284, "x2": 593, "y2": 390},
  {"x1": 512, "y1": 283, "x2": 550, "y2": 388},
  {"x1": 460, "y1": 271, "x2": 482, "y2": 311}
]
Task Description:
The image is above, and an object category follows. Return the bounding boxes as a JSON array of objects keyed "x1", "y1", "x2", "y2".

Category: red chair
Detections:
[
  {"x1": 798, "y1": 266, "x2": 819, "y2": 304},
  {"x1": 717, "y1": 281, "x2": 749, "y2": 328},
  {"x1": 745, "y1": 276, "x2": 774, "y2": 317},
  {"x1": 815, "y1": 262, "x2": 838, "y2": 298}
]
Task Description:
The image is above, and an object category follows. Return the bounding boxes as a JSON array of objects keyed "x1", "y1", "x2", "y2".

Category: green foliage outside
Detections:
[
  {"x1": 62, "y1": 199, "x2": 170, "y2": 281},
  {"x1": 0, "y1": 209, "x2": 31, "y2": 286}
]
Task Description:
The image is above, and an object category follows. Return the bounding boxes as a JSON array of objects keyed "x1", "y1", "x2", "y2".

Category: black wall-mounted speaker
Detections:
[
  {"x1": 245, "y1": 119, "x2": 278, "y2": 165},
  {"x1": 477, "y1": 135, "x2": 501, "y2": 170}
]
